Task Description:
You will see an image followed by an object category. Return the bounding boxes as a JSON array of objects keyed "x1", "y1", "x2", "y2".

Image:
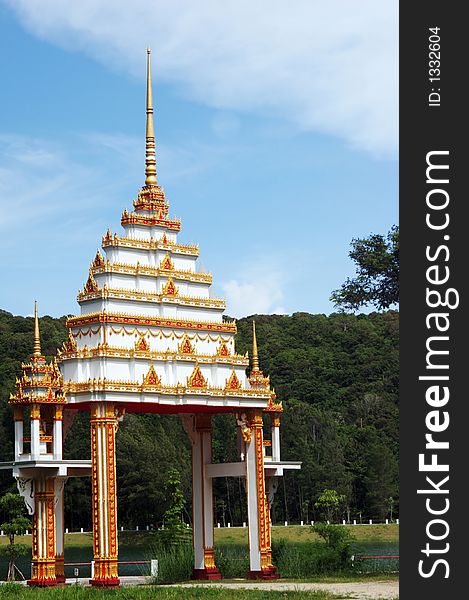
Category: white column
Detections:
[
  {"x1": 53, "y1": 406, "x2": 64, "y2": 460},
  {"x1": 271, "y1": 413, "x2": 281, "y2": 462},
  {"x1": 29, "y1": 477, "x2": 57, "y2": 586},
  {"x1": 13, "y1": 408, "x2": 24, "y2": 460},
  {"x1": 245, "y1": 410, "x2": 277, "y2": 579},
  {"x1": 30, "y1": 405, "x2": 41, "y2": 459},
  {"x1": 54, "y1": 478, "x2": 67, "y2": 584},
  {"x1": 191, "y1": 414, "x2": 220, "y2": 579},
  {"x1": 192, "y1": 426, "x2": 204, "y2": 571},
  {"x1": 245, "y1": 421, "x2": 261, "y2": 572}
]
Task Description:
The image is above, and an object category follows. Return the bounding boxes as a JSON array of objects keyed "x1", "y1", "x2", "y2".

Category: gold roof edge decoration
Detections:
[
  {"x1": 66, "y1": 311, "x2": 237, "y2": 332},
  {"x1": 91, "y1": 260, "x2": 212, "y2": 283}
]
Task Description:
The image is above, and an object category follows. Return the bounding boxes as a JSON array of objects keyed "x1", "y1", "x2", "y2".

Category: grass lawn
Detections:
[
  {"x1": 0, "y1": 524, "x2": 399, "y2": 549},
  {"x1": 215, "y1": 524, "x2": 399, "y2": 545},
  {"x1": 0, "y1": 584, "x2": 353, "y2": 600}
]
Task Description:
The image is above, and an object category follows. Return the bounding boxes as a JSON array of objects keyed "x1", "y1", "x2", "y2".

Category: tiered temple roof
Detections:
[{"x1": 58, "y1": 49, "x2": 276, "y2": 413}]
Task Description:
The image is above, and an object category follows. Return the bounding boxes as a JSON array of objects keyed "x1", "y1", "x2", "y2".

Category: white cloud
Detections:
[
  {"x1": 221, "y1": 263, "x2": 287, "y2": 318},
  {"x1": 6, "y1": 0, "x2": 398, "y2": 156}
]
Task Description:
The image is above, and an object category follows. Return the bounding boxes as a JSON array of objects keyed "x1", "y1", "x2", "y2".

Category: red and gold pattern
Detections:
[
  {"x1": 67, "y1": 312, "x2": 237, "y2": 334},
  {"x1": 161, "y1": 276, "x2": 178, "y2": 297},
  {"x1": 135, "y1": 335, "x2": 150, "y2": 352},
  {"x1": 55, "y1": 553, "x2": 65, "y2": 584},
  {"x1": 9, "y1": 353, "x2": 66, "y2": 408},
  {"x1": 121, "y1": 210, "x2": 181, "y2": 231},
  {"x1": 92, "y1": 250, "x2": 105, "y2": 269},
  {"x1": 248, "y1": 410, "x2": 277, "y2": 579},
  {"x1": 28, "y1": 478, "x2": 57, "y2": 587},
  {"x1": 225, "y1": 370, "x2": 241, "y2": 391},
  {"x1": 77, "y1": 285, "x2": 225, "y2": 310},
  {"x1": 143, "y1": 365, "x2": 161, "y2": 386},
  {"x1": 84, "y1": 268, "x2": 99, "y2": 294},
  {"x1": 179, "y1": 335, "x2": 194, "y2": 355},
  {"x1": 91, "y1": 260, "x2": 212, "y2": 284},
  {"x1": 160, "y1": 252, "x2": 174, "y2": 270},
  {"x1": 90, "y1": 403, "x2": 120, "y2": 587},
  {"x1": 217, "y1": 341, "x2": 230, "y2": 357},
  {"x1": 187, "y1": 363, "x2": 207, "y2": 389}
]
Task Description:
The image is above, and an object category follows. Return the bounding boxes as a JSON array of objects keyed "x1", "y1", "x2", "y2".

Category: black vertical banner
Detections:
[{"x1": 400, "y1": 2, "x2": 466, "y2": 599}]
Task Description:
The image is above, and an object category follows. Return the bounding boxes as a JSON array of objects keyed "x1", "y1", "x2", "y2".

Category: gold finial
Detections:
[
  {"x1": 251, "y1": 320, "x2": 260, "y2": 372},
  {"x1": 33, "y1": 301, "x2": 41, "y2": 357},
  {"x1": 145, "y1": 48, "x2": 157, "y2": 185}
]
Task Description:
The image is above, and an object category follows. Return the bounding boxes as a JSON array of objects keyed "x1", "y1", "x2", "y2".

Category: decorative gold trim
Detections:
[
  {"x1": 225, "y1": 369, "x2": 241, "y2": 391},
  {"x1": 135, "y1": 334, "x2": 150, "y2": 352},
  {"x1": 187, "y1": 362, "x2": 207, "y2": 389},
  {"x1": 66, "y1": 311, "x2": 237, "y2": 333},
  {"x1": 93, "y1": 250, "x2": 105, "y2": 269},
  {"x1": 143, "y1": 365, "x2": 161, "y2": 386},
  {"x1": 161, "y1": 276, "x2": 178, "y2": 297},
  {"x1": 84, "y1": 268, "x2": 99, "y2": 293},
  {"x1": 178, "y1": 334, "x2": 194, "y2": 355},
  {"x1": 92, "y1": 260, "x2": 212, "y2": 283},
  {"x1": 101, "y1": 233, "x2": 199, "y2": 256},
  {"x1": 58, "y1": 342, "x2": 248, "y2": 366},
  {"x1": 159, "y1": 252, "x2": 174, "y2": 270},
  {"x1": 77, "y1": 285, "x2": 225, "y2": 309},
  {"x1": 63, "y1": 377, "x2": 271, "y2": 399},
  {"x1": 121, "y1": 211, "x2": 181, "y2": 231},
  {"x1": 217, "y1": 341, "x2": 230, "y2": 357}
]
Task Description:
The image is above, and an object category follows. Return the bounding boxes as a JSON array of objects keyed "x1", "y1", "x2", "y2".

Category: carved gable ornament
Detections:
[{"x1": 187, "y1": 362, "x2": 207, "y2": 389}]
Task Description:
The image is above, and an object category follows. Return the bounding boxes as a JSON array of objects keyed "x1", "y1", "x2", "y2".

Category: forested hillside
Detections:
[{"x1": 0, "y1": 309, "x2": 398, "y2": 528}]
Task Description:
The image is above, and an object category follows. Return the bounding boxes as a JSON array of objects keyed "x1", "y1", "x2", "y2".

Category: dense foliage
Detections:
[
  {"x1": 331, "y1": 226, "x2": 399, "y2": 311},
  {"x1": 0, "y1": 308, "x2": 398, "y2": 528}
]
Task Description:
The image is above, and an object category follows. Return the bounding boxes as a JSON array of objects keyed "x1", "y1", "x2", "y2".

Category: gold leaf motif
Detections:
[
  {"x1": 178, "y1": 335, "x2": 194, "y2": 355},
  {"x1": 159, "y1": 252, "x2": 174, "y2": 270},
  {"x1": 135, "y1": 335, "x2": 150, "y2": 352},
  {"x1": 225, "y1": 369, "x2": 241, "y2": 390},
  {"x1": 143, "y1": 365, "x2": 161, "y2": 386},
  {"x1": 161, "y1": 276, "x2": 178, "y2": 297},
  {"x1": 187, "y1": 362, "x2": 206, "y2": 389},
  {"x1": 84, "y1": 268, "x2": 99, "y2": 293}
]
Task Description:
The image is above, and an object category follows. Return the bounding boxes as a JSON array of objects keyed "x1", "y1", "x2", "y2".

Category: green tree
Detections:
[
  {"x1": 0, "y1": 492, "x2": 30, "y2": 581},
  {"x1": 312, "y1": 522, "x2": 353, "y2": 568},
  {"x1": 161, "y1": 468, "x2": 188, "y2": 546},
  {"x1": 314, "y1": 489, "x2": 346, "y2": 523},
  {"x1": 331, "y1": 226, "x2": 399, "y2": 311}
]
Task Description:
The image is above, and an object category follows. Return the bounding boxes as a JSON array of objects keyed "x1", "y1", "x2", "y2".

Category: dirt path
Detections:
[{"x1": 169, "y1": 581, "x2": 399, "y2": 599}]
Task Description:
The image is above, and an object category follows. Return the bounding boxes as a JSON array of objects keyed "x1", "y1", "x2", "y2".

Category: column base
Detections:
[
  {"x1": 192, "y1": 568, "x2": 222, "y2": 580},
  {"x1": 248, "y1": 567, "x2": 280, "y2": 580},
  {"x1": 27, "y1": 578, "x2": 57, "y2": 587},
  {"x1": 90, "y1": 577, "x2": 121, "y2": 587},
  {"x1": 55, "y1": 575, "x2": 67, "y2": 585}
]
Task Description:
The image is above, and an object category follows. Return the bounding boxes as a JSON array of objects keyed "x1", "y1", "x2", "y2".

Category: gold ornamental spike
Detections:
[
  {"x1": 33, "y1": 300, "x2": 41, "y2": 356},
  {"x1": 251, "y1": 320, "x2": 260, "y2": 372},
  {"x1": 145, "y1": 48, "x2": 157, "y2": 185}
]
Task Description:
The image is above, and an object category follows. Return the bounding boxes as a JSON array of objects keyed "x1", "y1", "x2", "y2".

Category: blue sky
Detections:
[{"x1": 0, "y1": 1, "x2": 398, "y2": 318}]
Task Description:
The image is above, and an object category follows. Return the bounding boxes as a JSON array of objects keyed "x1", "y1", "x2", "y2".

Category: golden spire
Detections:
[
  {"x1": 251, "y1": 320, "x2": 260, "y2": 372},
  {"x1": 33, "y1": 301, "x2": 41, "y2": 357},
  {"x1": 145, "y1": 48, "x2": 157, "y2": 185}
]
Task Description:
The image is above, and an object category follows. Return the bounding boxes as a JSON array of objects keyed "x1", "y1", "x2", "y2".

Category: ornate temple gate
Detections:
[{"x1": 1, "y1": 50, "x2": 300, "y2": 586}]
